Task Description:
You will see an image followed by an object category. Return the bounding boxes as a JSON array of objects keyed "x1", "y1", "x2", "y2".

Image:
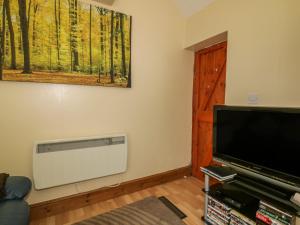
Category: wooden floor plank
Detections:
[{"x1": 30, "y1": 177, "x2": 204, "y2": 225}]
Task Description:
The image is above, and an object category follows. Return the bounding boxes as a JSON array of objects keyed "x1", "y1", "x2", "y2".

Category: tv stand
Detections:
[
  {"x1": 234, "y1": 175, "x2": 290, "y2": 199},
  {"x1": 201, "y1": 166, "x2": 300, "y2": 225}
]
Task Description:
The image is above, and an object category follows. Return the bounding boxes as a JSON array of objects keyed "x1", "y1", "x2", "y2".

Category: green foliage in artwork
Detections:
[{"x1": 0, "y1": 0, "x2": 131, "y2": 86}]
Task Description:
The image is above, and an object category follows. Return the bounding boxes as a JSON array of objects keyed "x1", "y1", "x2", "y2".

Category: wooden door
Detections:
[{"x1": 192, "y1": 42, "x2": 227, "y2": 179}]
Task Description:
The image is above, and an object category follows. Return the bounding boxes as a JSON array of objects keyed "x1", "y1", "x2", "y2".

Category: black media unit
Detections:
[
  {"x1": 204, "y1": 105, "x2": 300, "y2": 224},
  {"x1": 202, "y1": 166, "x2": 300, "y2": 225}
]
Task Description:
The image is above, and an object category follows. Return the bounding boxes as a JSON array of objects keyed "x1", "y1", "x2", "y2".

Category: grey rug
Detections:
[{"x1": 74, "y1": 197, "x2": 186, "y2": 225}]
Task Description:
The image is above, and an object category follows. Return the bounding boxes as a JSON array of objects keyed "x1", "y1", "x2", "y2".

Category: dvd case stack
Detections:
[
  {"x1": 207, "y1": 195, "x2": 231, "y2": 225},
  {"x1": 256, "y1": 201, "x2": 295, "y2": 225},
  {"x1": 201, "y1": 166, "x2": 237, "y2": 182},
  {"x1": 230, "y1": 210, "x2": 256, "y2": 225}
]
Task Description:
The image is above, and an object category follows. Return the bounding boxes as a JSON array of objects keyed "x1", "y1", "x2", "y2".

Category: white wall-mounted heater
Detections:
[{"x1": 33, "y1": 134, "x2": 127, "y2": 190}]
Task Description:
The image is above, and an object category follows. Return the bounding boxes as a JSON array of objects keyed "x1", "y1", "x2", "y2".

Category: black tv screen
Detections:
[{"x1": 213, "y1": 105, "x2": 300, "y2": 187}]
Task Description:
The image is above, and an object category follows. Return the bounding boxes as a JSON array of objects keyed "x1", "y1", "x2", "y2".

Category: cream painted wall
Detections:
[
  {"x1": 0, "y1": 0, "x2": 194, "y2": 204},
  {"x1": 186, "y1": 0, "x2": 300, "y2": 107}
]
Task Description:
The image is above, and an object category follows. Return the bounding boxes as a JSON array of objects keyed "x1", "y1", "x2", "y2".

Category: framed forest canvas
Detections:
[{"x1": 0, "y1": 0, "x2": 132, "y2": 87}]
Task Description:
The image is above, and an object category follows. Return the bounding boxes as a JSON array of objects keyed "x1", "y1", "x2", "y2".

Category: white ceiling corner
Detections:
[{"x1": 173, "y1": 0, "x2": 215, "y2": 17}]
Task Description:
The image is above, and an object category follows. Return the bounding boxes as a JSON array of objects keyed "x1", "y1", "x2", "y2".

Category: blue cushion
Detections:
[
  {"x1": 4, "y1": 177, "x2": 31, "y2": 200},
  {"x1": 0, "y1": 200, "x2": 29, "y2": 225}
]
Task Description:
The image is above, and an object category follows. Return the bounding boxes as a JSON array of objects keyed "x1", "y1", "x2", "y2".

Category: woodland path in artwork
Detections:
[{"x1": 3, "y1": 69, "x2": 127, "y2": 87}]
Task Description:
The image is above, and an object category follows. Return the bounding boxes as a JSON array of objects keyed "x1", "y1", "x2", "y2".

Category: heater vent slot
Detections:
[{"x1": 37, "y1": 136, "x2": 125, "y2": 153}]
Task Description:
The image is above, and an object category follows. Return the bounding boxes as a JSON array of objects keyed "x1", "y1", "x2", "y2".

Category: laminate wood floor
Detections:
[{"x1": 30, "y1": 177, "x2": 205, "y2": 225}]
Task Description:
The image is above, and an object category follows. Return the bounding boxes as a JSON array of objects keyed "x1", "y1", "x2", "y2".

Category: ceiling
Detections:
[{"x1": 173, "y1": 0, "x2": 215, "y2": 17}]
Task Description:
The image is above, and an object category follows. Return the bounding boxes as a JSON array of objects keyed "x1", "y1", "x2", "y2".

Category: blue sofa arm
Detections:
[
  {"x1": 0, "y1": 176, "x2": 31, "y2": 225},
  {"x1": 4, "y1": 176, "x2": 31, "y2": 200},
  {"x1": 0, "y1": 200, "x2": 30, "y2": 225}
]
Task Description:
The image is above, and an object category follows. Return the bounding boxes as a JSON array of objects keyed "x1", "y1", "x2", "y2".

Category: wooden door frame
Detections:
[{"x1": 191, "y1": 41, "x2": 227, "y2": 179}]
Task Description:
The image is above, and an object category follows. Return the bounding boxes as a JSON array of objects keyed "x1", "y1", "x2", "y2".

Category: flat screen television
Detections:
[{"x1": 213, "y1": 105, "x2": 300, "y2": 191}]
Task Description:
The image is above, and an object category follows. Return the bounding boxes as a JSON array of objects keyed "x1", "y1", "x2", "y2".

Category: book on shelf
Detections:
[
  {"x1": 208, "y1": 195, "x2": 231, "y2": 214},
  {"x1": 259, "y1": 201, "x2": 295, "y2": 225},
  {"x1": 230, "y1": 209, "x2": 256, "y2": 225},
  {"x1": 256, "y1": 201, "x2": 297, "y2": 225},
  {"x1": 207, "y1": 208, "x2": 229, "y2": 225},
  {"x1": 256, "y1": 210, "x2": 287, "y2": 225},
  {"x1": 201, "y1": 166, "x2": 237, "y2": 181},
  {"x1": 206, "y1": 191, "x2": 297, "y2": 225},
  {"x1": 207, "y1": 195, "x2": 231, "y2": 225},
  {"x1": 208, "y1": 206, "x2": 230, "y2": 223},
  {"x1": 259, "y1": 208, "x2": 291, "y2": 225},
  {"x1": 256, "y1": 211, "x2": 273, "y2": 224},
  {"x1": 206, "y1": 215, "x2": 220, "y2": 225}
]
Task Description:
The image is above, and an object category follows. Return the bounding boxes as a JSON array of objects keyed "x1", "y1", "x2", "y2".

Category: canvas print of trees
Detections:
[{"x1": 0, "y1": 0, "x2": 132, "y2": 87}]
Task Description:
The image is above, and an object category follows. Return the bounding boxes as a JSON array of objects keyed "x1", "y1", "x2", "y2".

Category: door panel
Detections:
[{"x1": 192, "y1": 42, "x2": 227, "y2": 179}]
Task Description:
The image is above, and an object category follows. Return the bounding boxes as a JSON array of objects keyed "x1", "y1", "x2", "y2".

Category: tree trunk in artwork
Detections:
[
  {"x1": 0, "y1": 3, "x2": 6, "y2": 80},
  {"x1": 70, "y1": 0, "x2": 79, "y2": 71},
  {"x1": 126, "y1": 17, "x2": 132, "y2": 88},
  {"x1": 59, "y1": 0, "x2": 61, "y2": 68},
  {"x1": 68, "y1": 0, "x2": 72, "y2": 70},
  {"x1": 114, "y1": 13, "x2": 119, "y2": 75},
  {"x1": 102, "y1": 9, "x2": 107, "y2": 75},
  {"x1": 104, "y1": 10, "x2": 108, "y2": 76},
  {"x1": 48, "y1": 25, "x2": 52, "y2": 70},
  {"x1": 110, "y1": 11, "x2": 114, "y2": 83},
  {"x1": 120, "y1": 14, "x2": 126, "y2": 77},
  {"x1": 18, "y1": 0, "x2": 31, "y2": 74},
  {"x1": 4, "y1": 0, "x2": 16, "y2": 69},
  {"x1": 99, "y1": 8, "x2": 103, "y2": 75},
  {"x1": 89, "y1": 5, "x2": 92, "y2": 74},
  {"x1": 59, "y1": 0, "x2": 61, "y2": 31},
  {"x1": 55, "y1": 0, "x2": 61, "y2": 68},
  {"x1": 27, "y1": 0, "x2": 32, "y2": 30},
  {"x1": 127, "y1": 56, "x2": 131, "y2": 88},
  {"x1": 5, "y1": 26, "x2": 9, "y2": 56},
  {"x1": 32, "y1": 3, "x2": 39, "y2": 48}
]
